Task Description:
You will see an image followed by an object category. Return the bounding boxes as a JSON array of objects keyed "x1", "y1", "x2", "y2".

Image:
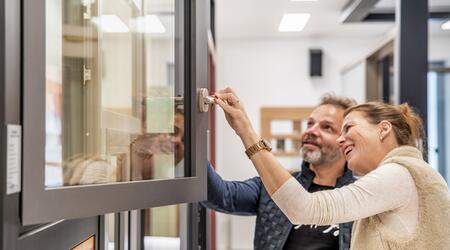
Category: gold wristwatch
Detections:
[{"x1": 245, "y1": 139, "x2": 272, "y2": 159}]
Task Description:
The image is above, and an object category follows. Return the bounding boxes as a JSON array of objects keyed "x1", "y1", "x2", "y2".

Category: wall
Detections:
[
  {"x1": 214, "y1": 30, "x2": 450, "y2": 250},
  {"x1": 213, "y1": 36, "x2": 386, "y2": 250},
  {"x1": 341, "y1": 61, "x2": 366, "y2": 104}
]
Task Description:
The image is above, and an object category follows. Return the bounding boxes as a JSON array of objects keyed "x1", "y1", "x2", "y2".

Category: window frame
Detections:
[{"x1": 22, "y1": 0, "x2": 208, "y2": 225}]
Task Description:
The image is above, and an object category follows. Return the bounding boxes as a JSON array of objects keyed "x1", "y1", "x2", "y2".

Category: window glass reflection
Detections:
[
  {"x1": 143, "y1": 205, "x2": 182, "y2": 250},
  {"x1": 45, "y1": 0, "x2": 185, "y2": 188}
]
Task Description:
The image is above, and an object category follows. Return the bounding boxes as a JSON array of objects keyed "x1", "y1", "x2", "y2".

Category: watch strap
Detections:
[{"x1": 245, "y1": 139, "x2": 272, "y2": 159}]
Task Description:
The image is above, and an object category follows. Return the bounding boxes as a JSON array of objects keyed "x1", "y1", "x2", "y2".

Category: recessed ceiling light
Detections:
[
  {"x1": 278, "y1": 13, "x2": 311, "y2": 32},
  {"x1": 442, "y1": 20, "x2": 450, "y2": 30},
  {"x1": 92, "y1": 15, "x2": 129, "y2": 33}
]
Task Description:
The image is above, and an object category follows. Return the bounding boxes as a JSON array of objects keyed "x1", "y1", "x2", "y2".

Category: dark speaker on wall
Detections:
[{"x1": 309, "y1": 49, "x2": 322, "y2": 77}]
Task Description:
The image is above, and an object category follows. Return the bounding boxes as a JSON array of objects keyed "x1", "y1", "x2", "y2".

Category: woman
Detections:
[{"x1": 213, "y1": 88, "x2": 450, "y2": 249}]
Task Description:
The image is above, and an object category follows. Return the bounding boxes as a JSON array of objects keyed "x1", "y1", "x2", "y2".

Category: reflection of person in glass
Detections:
[
  {"x1": 131, "y1": 105, "x2": 185, "y2": 180},
  {"x1": 137, "y1": 105, "x2": 185, "y2": 244},
  {"x1": 63, "y1": 104, "x2": 184, "y2": 185}
]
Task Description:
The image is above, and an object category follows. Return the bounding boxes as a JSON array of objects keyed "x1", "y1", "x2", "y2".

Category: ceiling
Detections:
[
  {"x1": 216, "y1": 0, "x2": 394, "y2": 39},
  {"x1": 374, "y1": 0, "x2": 450, "y2": 11},
  {"x1": 371, "y1": 0, "x2": 450, "y2": 35},
  {"x1": 215, "y1": 0, "x2": 450, "y2": 39}
]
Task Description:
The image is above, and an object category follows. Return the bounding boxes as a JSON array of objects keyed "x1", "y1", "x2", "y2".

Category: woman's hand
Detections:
[
  {"x1": 214, "y1": 88, "x2": 292, "y2": 196},
  {"x1": 214, "y1": 87, "x2": 259, "y2": 147}
]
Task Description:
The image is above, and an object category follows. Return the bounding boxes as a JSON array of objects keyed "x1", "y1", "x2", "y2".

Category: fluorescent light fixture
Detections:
[
  {"x1": 133, "y1": 15, "x2": 166, "y2": 34},
  {"x1": 442, "y1": 20, "x2": 450, "y2": 30},
  {"x1": 278, "y1": 13, "x2": 311, "y2": 32},
  {"x1": 92, "y1": 15, "x2": 129, "y2": 33},
  {"x1": 291, "y1": 0, "x2": 318, "y2": 1}
]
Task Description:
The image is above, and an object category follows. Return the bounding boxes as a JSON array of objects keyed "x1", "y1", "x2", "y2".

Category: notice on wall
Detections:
[{"x1": 7, "y1": 125, "x2": 21, "y2": 195}]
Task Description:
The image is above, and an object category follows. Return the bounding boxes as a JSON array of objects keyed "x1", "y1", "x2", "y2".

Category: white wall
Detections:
[
  {"x1": 341, "y1": 61, "x2": 366, "y2": 104},
  {"x1": 213, "y1": 36, "x2": 385, "y2": 250},
  {"x1": 214, "y1": 33, "x2": 450, "y2": 250}
]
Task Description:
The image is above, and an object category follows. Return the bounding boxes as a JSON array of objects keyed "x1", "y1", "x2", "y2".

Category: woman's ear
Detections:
[{"x1": 378, "y1": 120, "x2": 392, "y2": 141}]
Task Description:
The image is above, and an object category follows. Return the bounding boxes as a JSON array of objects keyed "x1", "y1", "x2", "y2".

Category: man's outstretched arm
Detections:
[{"x1": 201, "y1": 163, "x2": 262, "y2": 215}]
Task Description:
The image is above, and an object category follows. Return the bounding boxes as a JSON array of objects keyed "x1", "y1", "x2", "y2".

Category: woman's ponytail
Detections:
[{"x1": 397, "y1": 103, "x2": 425, "y2": 152}]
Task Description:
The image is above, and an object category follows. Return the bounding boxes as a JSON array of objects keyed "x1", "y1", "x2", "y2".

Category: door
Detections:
[
  {"x1": 22, "y1": 0, "x2": 208, "y2": 225},
  {"x1": 17, "y1": 218, "x2": 99, "y2": 250}
]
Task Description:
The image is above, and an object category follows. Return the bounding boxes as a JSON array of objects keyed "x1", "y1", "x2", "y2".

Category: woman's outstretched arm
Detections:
[{"x1": 214, "y1": 88, "x2": 291, "y2": 194}]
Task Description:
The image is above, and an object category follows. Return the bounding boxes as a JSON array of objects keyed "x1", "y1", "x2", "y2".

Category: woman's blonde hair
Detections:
[{"x1": 344, "y1": 102, "x2": 425, "y2": 151}]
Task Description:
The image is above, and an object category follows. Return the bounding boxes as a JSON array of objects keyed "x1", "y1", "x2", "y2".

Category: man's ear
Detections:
[{"x1": 379, "y1": 120, "x2": 393, "y2": 140}]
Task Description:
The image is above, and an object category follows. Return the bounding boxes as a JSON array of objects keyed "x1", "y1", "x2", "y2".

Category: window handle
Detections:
[{"x1": 198, "y1": 88, "x2": 214, "y2": 113}]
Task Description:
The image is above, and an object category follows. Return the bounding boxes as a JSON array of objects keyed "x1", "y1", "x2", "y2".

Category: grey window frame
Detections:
[{"x1": 22, "y1": 0, "x2": 208, "y2": 225}]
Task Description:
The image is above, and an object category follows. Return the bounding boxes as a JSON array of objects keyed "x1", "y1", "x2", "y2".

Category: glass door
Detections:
[
  {"x1": 428, "y1": 67, "x2": 450, "y2": 185},
  {"x1": 44, "y1": 0, "x2": 185, "y2": 186},
  {"x1": 22, "y1": 0, "x2": 208, "y2": 225}
]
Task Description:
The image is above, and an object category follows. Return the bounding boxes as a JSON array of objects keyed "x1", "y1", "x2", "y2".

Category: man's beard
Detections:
[{"x1": 300, "y1": 143, "x2": 342, "y2": 165}]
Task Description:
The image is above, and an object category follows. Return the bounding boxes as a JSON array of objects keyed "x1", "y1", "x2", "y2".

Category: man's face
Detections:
[{"x1": 300, "y1": 104, "x2": 344, "y2": 166}]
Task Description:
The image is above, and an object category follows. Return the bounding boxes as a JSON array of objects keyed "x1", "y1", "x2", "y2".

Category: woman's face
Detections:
[{"x1": 337, "y1": 111, "x2": 383, "y2": 175}]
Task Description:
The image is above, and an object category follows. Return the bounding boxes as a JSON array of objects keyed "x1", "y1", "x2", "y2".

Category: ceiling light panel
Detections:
[
  {"x1": 278, "y1": 13, "x2": 311, "y2": 32},
  {"x1": 442, "y1": 20, "x2": 450, "y2": 30},
  {"x1": 133, "y1": 15, "x2": 166, "y2": 34},
  {"x1": 92, "y1": 15, "x2": 129, "y2": 33}
]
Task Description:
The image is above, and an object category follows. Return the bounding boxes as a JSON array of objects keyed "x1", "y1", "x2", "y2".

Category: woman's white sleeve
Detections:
[{"x1": 271, "y1": 163, "x2": 414, "y2": 225}]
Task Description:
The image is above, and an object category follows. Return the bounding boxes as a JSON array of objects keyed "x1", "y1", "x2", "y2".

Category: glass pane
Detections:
[
  {"x1": 105, "y1": 213, "x2": 116, "y2": 250},
  {"x1": 142, "y1": 205, "x2": 184, "y2": 250},
  {"x1": 45, "y1": 0, "x2": 186, "y2": 188},
  {"x1": 428, "y1": 71, "x2": 450, "y2": 186}
]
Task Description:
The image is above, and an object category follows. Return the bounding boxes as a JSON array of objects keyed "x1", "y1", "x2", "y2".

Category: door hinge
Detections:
[{"x1": 83, "y1": 65, "x2": 91, "y2": 85}]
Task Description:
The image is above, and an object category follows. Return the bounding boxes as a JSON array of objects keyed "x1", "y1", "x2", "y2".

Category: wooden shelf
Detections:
[{"x1": 261, "y1": 106, "x2": 314, "y2": 157}]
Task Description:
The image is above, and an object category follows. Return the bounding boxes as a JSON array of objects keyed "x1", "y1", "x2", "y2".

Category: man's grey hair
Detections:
[{"x1": 318, "y1": 93, "x2": 357, "y2": 111}]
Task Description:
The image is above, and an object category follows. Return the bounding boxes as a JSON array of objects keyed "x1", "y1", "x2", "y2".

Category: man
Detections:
[{"x1": 202, "y1": 95, "x2": 356, "y2": 250}]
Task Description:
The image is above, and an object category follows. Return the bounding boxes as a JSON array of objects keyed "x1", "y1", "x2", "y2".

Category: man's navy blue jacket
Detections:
[{"x1": 201, "y1": 162, "x2": 355, "y2": 250}]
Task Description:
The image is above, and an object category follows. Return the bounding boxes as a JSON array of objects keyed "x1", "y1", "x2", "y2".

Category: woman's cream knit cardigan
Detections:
[
  {"x1": 272, "y1": 146, "x2": 450, "y2": 250},
  {"x1": 351, "y1": 146, "x2": 450, "y2": 249}
]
